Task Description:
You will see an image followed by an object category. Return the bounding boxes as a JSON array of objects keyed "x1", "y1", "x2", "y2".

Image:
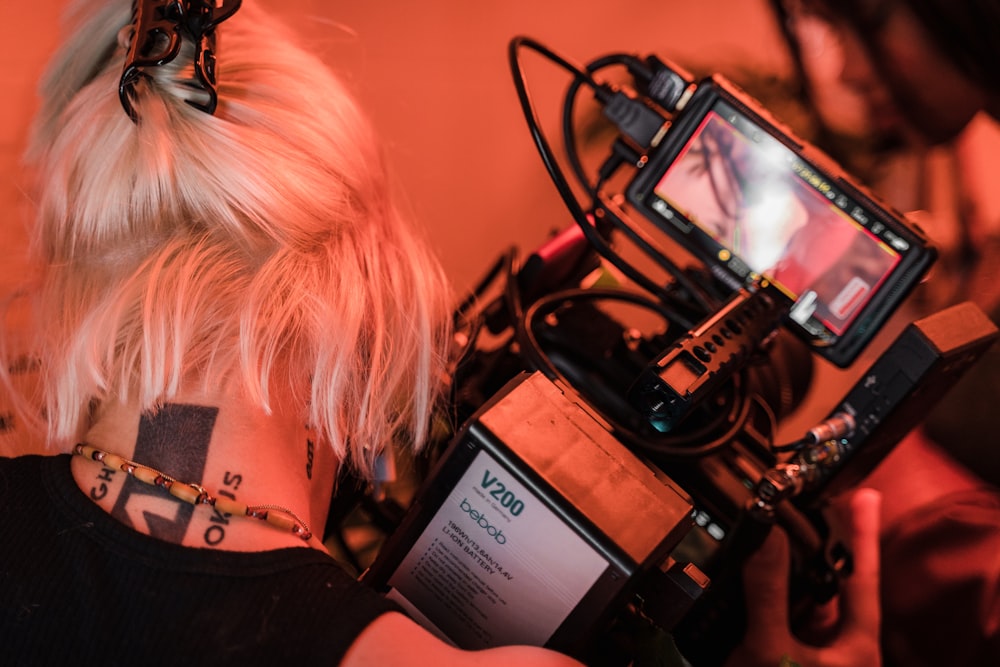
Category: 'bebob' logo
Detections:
[{"x1": 460, "y1": 498, "x2": 507, "y2": 544}]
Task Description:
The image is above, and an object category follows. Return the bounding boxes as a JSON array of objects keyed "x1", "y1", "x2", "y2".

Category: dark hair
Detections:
[
  {"x1": 807, "y1": 0, "x2": 1000, "y2": 93},
  {"x1": 904, "y1": 0, "x2": 1000, "y2": 93}
]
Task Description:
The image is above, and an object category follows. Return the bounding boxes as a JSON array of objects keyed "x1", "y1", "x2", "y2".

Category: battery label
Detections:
[{"x1": 386, "y1": 449, "x2": 609, "y2": 648}]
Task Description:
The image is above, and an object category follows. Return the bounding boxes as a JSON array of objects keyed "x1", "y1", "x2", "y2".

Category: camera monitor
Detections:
[{"x1": 626, "y1": 78, "x2": 935, "y2": 367}]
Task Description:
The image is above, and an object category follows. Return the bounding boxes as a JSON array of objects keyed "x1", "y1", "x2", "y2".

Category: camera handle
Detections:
[{"x1": 629, "y1": 283, "x2": 789, "y2": 432}]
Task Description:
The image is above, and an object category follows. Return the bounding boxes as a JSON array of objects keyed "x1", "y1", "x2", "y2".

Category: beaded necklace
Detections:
[{"x1": 73, "y1": 443, "x2": 313, "y2": 542}]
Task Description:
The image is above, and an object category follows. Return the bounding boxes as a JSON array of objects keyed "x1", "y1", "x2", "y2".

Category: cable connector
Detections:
[
  {"x1": 597, "y1": 138, "x2": 643, "y2": 184},
  {"x1": 599, "y1": 87, "x2": 669, "y2": 150},
  {"x1": 632, "y1": 55, "x2": 695, "y2": 113},
  {"x1": 805, "y1": 411, "x2": 856, "y2": 445}
]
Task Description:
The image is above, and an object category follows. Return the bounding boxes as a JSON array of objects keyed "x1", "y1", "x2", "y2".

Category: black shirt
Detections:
[{"x1": 0, "y1": 454, "x2": 399, "y2": 666}]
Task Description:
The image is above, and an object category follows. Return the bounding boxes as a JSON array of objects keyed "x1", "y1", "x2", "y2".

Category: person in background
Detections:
[
  {"x1": 726, "y1": 489, "x2": 883, "y2": 667},
  {"x1": 762, "y1": 1, "x2": 1000, "y2": 665}
]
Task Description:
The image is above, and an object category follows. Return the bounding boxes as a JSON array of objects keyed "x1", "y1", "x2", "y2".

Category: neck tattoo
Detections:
[{"x1": 74, "y1": 443, "x2": 314, "y2": 543}]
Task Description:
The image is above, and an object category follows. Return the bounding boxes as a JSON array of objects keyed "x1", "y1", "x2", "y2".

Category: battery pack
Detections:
[{"x1": 363, "y1": 371, "x2": 695, "y2": 656}]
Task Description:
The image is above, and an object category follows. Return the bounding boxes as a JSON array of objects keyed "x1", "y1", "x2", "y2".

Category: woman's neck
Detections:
[{"x1": 71, "y1": 388, "x2": 337, "y2": 553}]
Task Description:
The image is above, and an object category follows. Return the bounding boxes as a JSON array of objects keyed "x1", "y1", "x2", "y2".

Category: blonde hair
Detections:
[{"x1": 17, "y1": 0, "x2": 452, "y2": 477}]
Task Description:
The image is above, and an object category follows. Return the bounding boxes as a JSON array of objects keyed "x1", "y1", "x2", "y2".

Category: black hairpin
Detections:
[{"x1": 119, "y1": 0, "x2": 242, "y2": 122}]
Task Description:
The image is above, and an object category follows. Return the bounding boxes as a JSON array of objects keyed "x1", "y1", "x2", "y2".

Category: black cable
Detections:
[
  {"x1": 562, "y1": 53, "x2": 643, "y2": 191},
  {"x1": 508, "y1": 36, "x2": 679, "y2": 305},
  {"x1": 519, "y1": 285, "x2": 676, "y2": 379},
  {"x1": 514, "y1": 285, "x2": 754, "y2": 458},
  {"x1": 748, "y1": 391, "x2": 779, "y2": 449},
  {"x1": 510, "y1": 37, "x2": 721, "y2": 318},
  {"x1": 635, "y1": 372, "x2": 755, "y2": 459},
  {"x1": 453, "y1": 247, "x2": 515, "y2": 321},
  {"x1": 772, "y1": 437, "x2": 810, "y2": 454},
  {"x1": 591, "y1": 184, "x2": 720, "y2": 319},
  {"x1": 501, "y1": 246, "x2": 527, "y2": 346},
  {"x1": 461, "y1": 242, "x2": 731, "y2": 460}
]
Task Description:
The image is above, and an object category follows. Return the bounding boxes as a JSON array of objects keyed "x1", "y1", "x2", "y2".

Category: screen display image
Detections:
[{"x1": 649, "y1": 103, "x2": 902, "y2": 336}]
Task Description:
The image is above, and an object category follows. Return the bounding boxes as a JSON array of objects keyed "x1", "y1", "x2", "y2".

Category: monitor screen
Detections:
[{"x1": 648, "y1": 102, "x2": 902, "y2": 335}]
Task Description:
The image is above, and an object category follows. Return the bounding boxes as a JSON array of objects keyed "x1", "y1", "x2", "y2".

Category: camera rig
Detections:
[{"x1": 359, "y1": 38, "x2": 999, "y2": 666}]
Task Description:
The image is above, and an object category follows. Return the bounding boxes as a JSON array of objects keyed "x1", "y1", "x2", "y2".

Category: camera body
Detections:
[{"x1": 359, "y1": 43, "x2": 997, "y2": 665}]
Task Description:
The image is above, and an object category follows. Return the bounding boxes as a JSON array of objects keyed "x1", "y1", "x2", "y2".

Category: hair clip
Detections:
[{"x1": 119, "y1": 0, "x2": 242, "y2": 122}]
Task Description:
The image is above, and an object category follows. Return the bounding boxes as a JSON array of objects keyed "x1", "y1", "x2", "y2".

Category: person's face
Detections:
[{"x1": 787, "y1": 0, "x2": 989, "y2": 146}]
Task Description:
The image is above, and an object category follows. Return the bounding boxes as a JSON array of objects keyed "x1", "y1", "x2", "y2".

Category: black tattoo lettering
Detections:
[
  {"x1": 90, "y1": 466, "x2": 117, "y2": 501},
  {"x1": 210, "y1": 504, "x2": 231, "y2": 526},
  {"x1": 204, "y1": 524, "x2": 225, "y2": 546},
  {"x1": 202, "y1": 470, "x2": 244, "y2": 546},
  {"x1": 223, "y1": 471, "x2": 242, "y2": 490}
]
